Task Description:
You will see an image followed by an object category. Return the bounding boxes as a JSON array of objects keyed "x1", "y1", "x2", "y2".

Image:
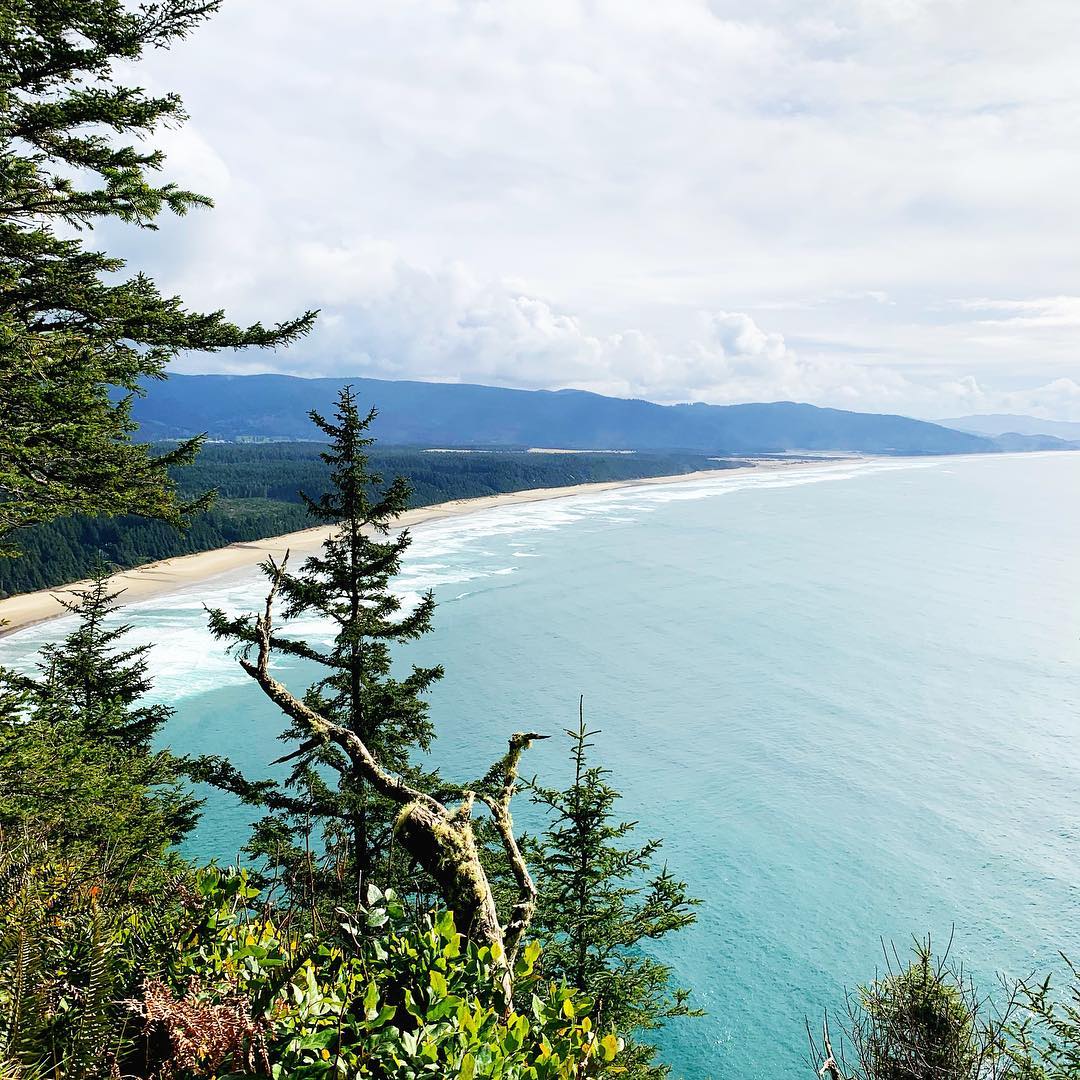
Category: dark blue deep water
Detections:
[{"x1": 6, "y1": 453, "x2": 1080, "y2": 1077}]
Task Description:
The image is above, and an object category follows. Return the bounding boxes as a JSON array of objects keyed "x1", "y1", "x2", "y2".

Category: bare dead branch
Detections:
[
  {"x1": 239, "y1": 558, "x2": 435, "y2": 811},
  {"x1": 479, "y1": 732, "x2": 548, "y2": 966},
  {"x1": 819, "y1": 1013, "x2": 843, "y2": 1080},
  {"x1": 234, "y1": 564, "x2": 545, "y2": 992}
]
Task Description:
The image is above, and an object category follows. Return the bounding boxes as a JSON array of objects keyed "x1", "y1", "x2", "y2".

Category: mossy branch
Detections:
[{"x1": 235, "y1": 556, "x2": 542, "y2": 984}]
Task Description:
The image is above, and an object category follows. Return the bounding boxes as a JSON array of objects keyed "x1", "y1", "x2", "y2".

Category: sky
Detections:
[{"x1": 121, "y1": 0, "x2": 1080, "y2": 419}]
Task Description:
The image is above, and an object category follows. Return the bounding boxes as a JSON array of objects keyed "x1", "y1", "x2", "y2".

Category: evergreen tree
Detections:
[
  {"x1": 0, "y1": 0, "x2": 315, "y2": 553},
  {"x1": 527, "y1": 699, "x2": 701, "y2": 1080},
  {"x1": 815, "y1": 939, "x2": 1030, "y2": 1080},
  {"x1": 0, "y1": 567, "x2": 198, "y2": 884},
  {"x1": 190, "y1": 387, "x2": 444, "y2": 909},
  {"x1": 30, "y1": 569, "x2": 171, "y2": 744}
]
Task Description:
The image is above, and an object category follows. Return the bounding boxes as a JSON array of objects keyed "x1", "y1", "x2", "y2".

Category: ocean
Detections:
[{"x1": 4, "y1": 451, "x2": 1079, "y2": 1078}]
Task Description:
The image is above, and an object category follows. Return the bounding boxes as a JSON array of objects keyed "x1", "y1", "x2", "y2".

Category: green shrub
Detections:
[
  {"x1": 0, "y1": 834, "x2": 189, "y2": 1079},
  {"x1": 1010, "y1": 957, "x2": 1080, "y2": 1079},
  {"x1": 815, "y1": 940, "x2": 1026, "y2": 1080},
  {"x1": 134, "y1": 869, "x2": 622, "y2": 1079}
]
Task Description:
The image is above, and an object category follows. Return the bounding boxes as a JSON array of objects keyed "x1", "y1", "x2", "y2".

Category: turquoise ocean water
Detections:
[{"x1": 4, "y1": 452, "x2": 1080, "y2": 1077}]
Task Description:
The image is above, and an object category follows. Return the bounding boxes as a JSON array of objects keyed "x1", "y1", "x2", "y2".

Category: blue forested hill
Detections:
[
  {"x1": 133, "y1": 374, "x2": 994, "y2": 455},
  {"x1": 942, "y1": 413, "x2": 1080, "y2": 441}
]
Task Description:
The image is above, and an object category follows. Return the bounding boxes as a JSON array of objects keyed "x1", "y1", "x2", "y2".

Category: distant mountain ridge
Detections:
[
  {"x1": 941, "y1": 413, "x2": 1080, "y2": 444},
  {"x1": 133, "y1": 373, "x2": 997, "y2": 455}
]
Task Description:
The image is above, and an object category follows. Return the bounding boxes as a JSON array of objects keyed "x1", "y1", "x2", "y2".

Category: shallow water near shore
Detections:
[{"x1": 4, "y1": 452, "x2": 1080, "y2": 1078}]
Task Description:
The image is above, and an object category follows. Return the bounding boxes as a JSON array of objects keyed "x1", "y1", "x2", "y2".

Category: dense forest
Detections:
[{"x1": 0, "y1": 444, "x2": 736, "y2": 596}]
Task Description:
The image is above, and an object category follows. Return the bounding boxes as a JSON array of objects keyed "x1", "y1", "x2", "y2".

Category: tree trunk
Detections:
[{"x1": 394, "y1": 797, "x2": 503, "y2": 950}]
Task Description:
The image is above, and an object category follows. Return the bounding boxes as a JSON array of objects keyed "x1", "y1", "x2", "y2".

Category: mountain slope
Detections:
[
  {"x1": 134, "y1": 373, "x2": 995, "y2": 455},
  {"x1": 986, "y1": 432, "x2": 1080, "y2": 451},
  {"x1": 941, "y1": 414, "x2": 1080, "y2": 441}
]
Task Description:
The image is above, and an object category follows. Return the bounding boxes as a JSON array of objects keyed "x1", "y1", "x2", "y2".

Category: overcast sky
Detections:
[{"x1": 123, "y1": 0, "x2": 1080, "y2": 419}]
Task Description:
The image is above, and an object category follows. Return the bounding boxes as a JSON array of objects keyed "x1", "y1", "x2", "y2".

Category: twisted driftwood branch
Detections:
[
  {"x1": 818, "y1": 1014, "x2": 843, "y2": 1080},
  {"x1": 237, "y1": 557, "x2": 541, "y2": 987},
  {"x1": 479, "y1": 732, "x2": 547, "y2": 968}
]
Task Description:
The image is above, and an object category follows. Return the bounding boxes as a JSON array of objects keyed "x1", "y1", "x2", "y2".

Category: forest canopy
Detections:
[{"x1": 0, "y1": 445, "x2": 735, "y2": 595}]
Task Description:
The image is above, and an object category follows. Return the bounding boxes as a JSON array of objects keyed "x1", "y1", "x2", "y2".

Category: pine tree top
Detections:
[
  {"x1": 26, "y1": 565, "x2": 170, "y2": 745},
  {"x1": 1, "y1": 0, "x2": 316, "y2": 550}
]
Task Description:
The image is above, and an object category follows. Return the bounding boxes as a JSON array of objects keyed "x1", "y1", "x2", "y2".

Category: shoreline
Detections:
[{"x1": 0, "y1": 458, "x2": 847, "y2": 637}]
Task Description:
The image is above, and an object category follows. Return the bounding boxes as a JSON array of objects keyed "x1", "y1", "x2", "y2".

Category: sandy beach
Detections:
[{"x1": 0, "y1": 458, "x2": 847, "y2": 636}]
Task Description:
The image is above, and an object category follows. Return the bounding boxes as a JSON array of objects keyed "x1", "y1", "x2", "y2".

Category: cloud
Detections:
[
  {"x1": 950, "y1": 296, "x2": 1080, "y2": 329},
  {"x1": 934, "y1": 374, "x2": 1080, "y2": 420},
  {"x1": 173, "y1": 234, "x2": 1080, "y2": 420},
  {"x1": 106, "y1": 0, "x2": 1080, "y2": 419}
]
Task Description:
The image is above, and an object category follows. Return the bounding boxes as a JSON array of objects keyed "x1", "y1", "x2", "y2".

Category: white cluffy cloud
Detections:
[
  {"x1": 952, "y1": 296, "x2": 1080, "y2": 329},
  {"x1": 169, "y1": 236, "x2": 1075, "y2": 420},
  {"x1": 116, "y1": 0, "x2": 1080, "y2": 419}
]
